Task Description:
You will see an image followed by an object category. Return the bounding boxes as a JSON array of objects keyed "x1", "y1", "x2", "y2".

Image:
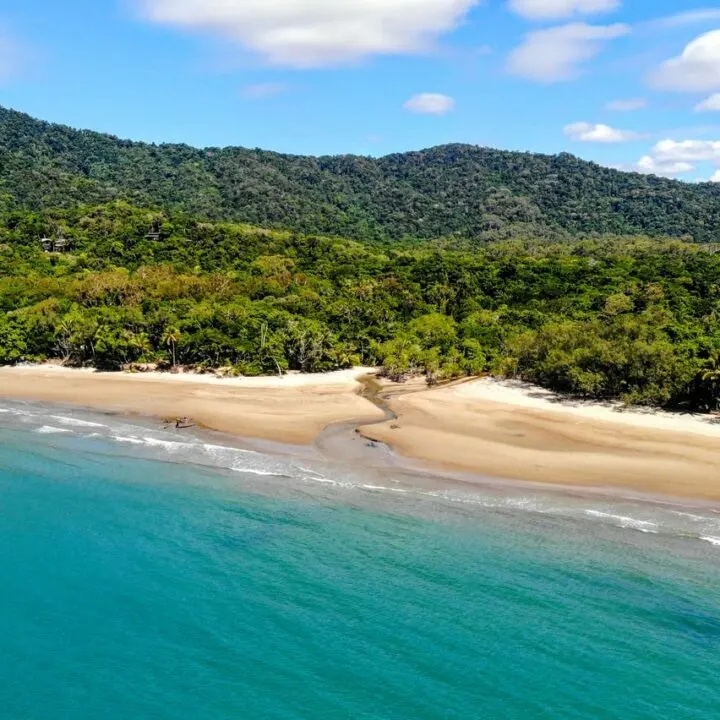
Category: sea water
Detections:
[{"x1": 1, "y1": 400, "x2": 720, "y2": 719}]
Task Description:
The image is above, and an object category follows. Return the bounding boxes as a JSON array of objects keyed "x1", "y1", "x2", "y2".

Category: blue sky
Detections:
[{"x1": 2, "y1": 1, "x2": 720, "y2": 180}]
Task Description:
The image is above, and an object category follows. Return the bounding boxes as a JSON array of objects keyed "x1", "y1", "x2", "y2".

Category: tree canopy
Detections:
[{"x1": 2, "y1": 202, "x2": 720, "y2": 411}]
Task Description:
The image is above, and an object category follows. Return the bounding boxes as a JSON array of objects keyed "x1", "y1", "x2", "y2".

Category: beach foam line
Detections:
[
  {"x1": 301, "y1": 474, "x2": 359, "y2": 489},
  {"x1": 143, "y1": 437, "x2": 192, "y2": 450},
  {"x1": 202, "y1": 443, "x2": 257, "y2": 455},
  {"x1": 360, "y1": 484, "x2": 408, "y2": 493},
  {"x1": 51, "y1": 416, "x2": 106, "y2": 428},
  {"x1": 297, "y1": 473, "x2": 410, "y2": 494},
  {"x1": 418, "y1": 492, "x2": 671, "y2": 535},
  {"x1": 231, "y1": 467, "x2": 290, "y2": 478},
  {"x1": 701, "y1": 536, "x2": 720, "y2": 547},
  {"x1": 299, "y1": 466, "x2": 324, "y2": 476},
  {"x1": 36, "y1": 425, "x2": 72, "y2": 434},
  {"x1": 423, "y1": 489, "x2": 554, "y2": 514},
  {"x1": 672, "y1": 511, "x2": 711, "y2": 522},
  {"x1": 112, "y1": 435, "x2": 145, "y2": 445},
  {"x1": 585, "y1": 510, "x2": 658, "y2": 533}
]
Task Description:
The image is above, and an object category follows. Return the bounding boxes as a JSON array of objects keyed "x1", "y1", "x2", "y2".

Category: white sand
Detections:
[
  {"x1": 453, "y1": 377, "x2": 720, "y2": 438},
  {"x1": 10, "y1": 364, "x2": 376, "y2": 390},
  {"x1": 362, "y1": 376, "x2": 720, "y2": 499}
]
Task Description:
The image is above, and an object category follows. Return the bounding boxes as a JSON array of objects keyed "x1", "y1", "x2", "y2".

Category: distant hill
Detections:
[{"x1": 2, "y1": 105, "x2": 720, "y2": 243}]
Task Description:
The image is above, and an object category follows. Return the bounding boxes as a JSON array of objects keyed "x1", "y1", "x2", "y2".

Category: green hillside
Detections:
[{"x1": 2, "y1": 106, "x2": 720, "y2": 243}]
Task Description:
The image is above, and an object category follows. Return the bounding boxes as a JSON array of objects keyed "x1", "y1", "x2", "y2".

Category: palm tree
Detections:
[
  {"x1": 162, "y1": 326, "x2": 181, "y2": 367},
  {"x1": 702, "y1": 350, "x2": 720, "y2": 410}
]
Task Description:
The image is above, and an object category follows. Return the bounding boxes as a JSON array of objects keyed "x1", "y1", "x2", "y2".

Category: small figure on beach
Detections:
[{"x1": 175, "y1": 416, "x2": 192, "y2": 429}]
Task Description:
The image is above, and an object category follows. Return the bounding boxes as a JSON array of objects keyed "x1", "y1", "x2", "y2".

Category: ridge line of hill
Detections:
[{"x1": 1, "y1": 104, "x2": 719, "y2": 243}]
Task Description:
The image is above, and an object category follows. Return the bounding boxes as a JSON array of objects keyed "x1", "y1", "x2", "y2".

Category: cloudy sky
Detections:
[{"x1": 2, "y1": 1, "x2": 720, "y2": 180}]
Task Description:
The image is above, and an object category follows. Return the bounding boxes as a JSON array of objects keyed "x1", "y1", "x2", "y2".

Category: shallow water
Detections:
[{"x1": 1, "y1": 400, "x2": 720, "y2": 719}]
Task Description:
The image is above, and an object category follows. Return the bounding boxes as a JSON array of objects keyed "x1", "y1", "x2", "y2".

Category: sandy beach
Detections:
[
  {"x1": 3, "y1": 366, "x2": 720, "y2": 500},
  {"x1": 361, "y1": 377, "x2": 720, "y2": 500},
  {"x1": 0, "y1": 365, "x2": 384, "y2": 445}
]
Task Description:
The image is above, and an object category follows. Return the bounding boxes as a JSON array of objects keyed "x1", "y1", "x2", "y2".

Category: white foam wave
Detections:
[
  {"x1": 422, "y1": 490, "x2": 552, "y2": 514},
  {"x1": 51, "y1": 416, "x2": 105, "y2": 428},
  {"x1": 299, "y1": 466, "x2": 326, "y2": 477},
  {"x1": 585, "y1": 510, "x2": 658, "y2": 533},
  {"x1": 360, "y1": 484, "x2": 408, "y2": 493},
  {"x1": 701, "y1": 536, "x2": 720, "y2": 547},
  {"x1": 112, "y1": 435, "x2": 145, "y2": 445},
  {"x1": 143, "y1": 437, "x2": 191, "y2": 450},
  {"x1": 36, "y1": 425, "x2": 72, "y2": 434},
  {"x1": 202, "y1": 443, "x2": 255, "y2": 455},
  {"x1": 301, "y1": 475, "x2": 358, "y2": 489},
  {"x1": 672, "y1": 511, "x2": 710, "y2": 522},
  {"x1": 504, "y1": 497, "x2": 551, "y2": 512},
  {"x1": 232, "y1": 467, "x2": 285, "y2": 477},
  {"x1": 105, "y1": 431, "x2": 276, "y2": 475}
]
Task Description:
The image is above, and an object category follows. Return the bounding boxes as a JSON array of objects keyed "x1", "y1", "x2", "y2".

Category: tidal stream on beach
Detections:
[{"x1": 1, "y1": 399, "x2": 720, "y2": 719}]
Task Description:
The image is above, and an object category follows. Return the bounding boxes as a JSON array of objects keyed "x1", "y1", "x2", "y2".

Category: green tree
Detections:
[{"x1": 162, "y1": 326, "x2": 182, "y2": 367}]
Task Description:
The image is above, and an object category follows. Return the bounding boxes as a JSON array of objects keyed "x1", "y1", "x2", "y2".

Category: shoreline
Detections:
[
  {"x1": 0, "y1": 365, "x2": 384, "y2": 445},
  {"x1": 2, "y1": 365, "x2": 720, "y2": 501}
]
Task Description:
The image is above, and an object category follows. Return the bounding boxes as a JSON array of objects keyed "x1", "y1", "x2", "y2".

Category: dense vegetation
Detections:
[
  {"x1": 3, "y1": 106, "x2": 720, "y2": 243},
  {"x1": 3, "y1": 202, "x2": 720, "y2": 410}
]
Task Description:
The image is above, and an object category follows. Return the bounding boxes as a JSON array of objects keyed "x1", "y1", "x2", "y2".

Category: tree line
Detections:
[{"x1": 2, "y1": 202, "x2": 720, "y2": 410}]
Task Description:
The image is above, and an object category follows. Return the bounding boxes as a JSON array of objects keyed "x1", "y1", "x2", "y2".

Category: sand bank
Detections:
[
  {"x1": 360, "y1": 377, "x2": 720, "y2": 501},
  {"x1": 0, "y1": 365, "x2": 384, "y2": 445}
]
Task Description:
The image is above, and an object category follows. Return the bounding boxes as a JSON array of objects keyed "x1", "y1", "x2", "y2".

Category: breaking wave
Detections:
[{"x1": 36, "y1": 425, "x2": 72, "y2": 435}]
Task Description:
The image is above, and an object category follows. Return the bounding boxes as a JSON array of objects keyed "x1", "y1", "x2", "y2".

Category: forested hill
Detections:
[{"x1": 2, "y1": 105, "x2": 720, "y2": 243}]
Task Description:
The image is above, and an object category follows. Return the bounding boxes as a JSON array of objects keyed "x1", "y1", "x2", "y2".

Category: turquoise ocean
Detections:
[{"x1": 1, "y1": 399, "x2": 720, "y2": 719}]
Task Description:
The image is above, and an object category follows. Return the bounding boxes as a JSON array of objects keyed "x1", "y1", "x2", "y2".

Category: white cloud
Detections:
[
  {"x1": 710, "y1": 169, "x2": 720, "y2": 182},
  {"x1": 651, "y1": 30, "x2": 720, "y2": 92},
  {"x1": 652, "y1": 138, "x2": 720, "y2": 163},
  {"x1": 403, "y1": 93, "x2": 455, "y2": 115},
  {"x1": 241, "y1": 82, "x2": 290, "y2": 99},
  {"x1": 695, "y1": 93, "x2": 720, "y2": 112},
  {"x1": 643, "y1": 9, "x2": 720, "y2": 31},
  {"x1": 507, "y1": 23, "x2": 629, "y2": 83},
  {"x1": 508, "y1": 0, "x2": 619, "y2": 21},
  {"x1": 635, "y1": 155, "x2": 695, "y2": 177},
  {"x1": 629, "y1": 138, "x2": 720, "y2": 178},
  {"x1": 605, "y1": 98, "x2": 646, "y2": 112},
  {"x1": 564, "y1": 121, "x2": 642, "y2": 142},
  {"x1": 139, "y1": 0, "x2": 480, "y2": 68}
]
